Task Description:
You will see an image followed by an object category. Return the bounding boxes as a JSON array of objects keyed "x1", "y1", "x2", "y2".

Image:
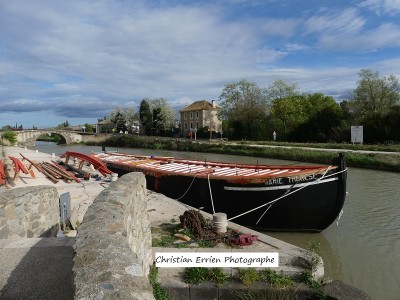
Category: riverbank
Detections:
[{"x1": 85, "y1": 135, "x2": 400, "y2": 172}]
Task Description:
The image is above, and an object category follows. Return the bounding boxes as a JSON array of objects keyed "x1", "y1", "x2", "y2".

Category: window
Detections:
[
  {"x1": 190, "y1": 122, "x2": 193, "y2": 129},
  {"x1": 190, "y1": 112, "x2": 193, "y2": 119},
  {"x1": 184, "y1": 123, "x2": 187, "y2": 130},
  {"x1": 196, "y1": 122, "x2": 199, "y2": 129},
  {"x1": 196, "y1": 111, "x2": 199, "y2": 119}
]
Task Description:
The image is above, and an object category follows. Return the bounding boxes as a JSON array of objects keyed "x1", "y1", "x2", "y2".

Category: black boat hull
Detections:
[{"x1": 106, "y1": 155, "x2": 347, "y2": 232}]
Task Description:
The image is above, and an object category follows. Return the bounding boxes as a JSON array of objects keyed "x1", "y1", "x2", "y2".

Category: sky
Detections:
[{"x1": 1, "y1": 0, "x2": 400, "y2": 128}]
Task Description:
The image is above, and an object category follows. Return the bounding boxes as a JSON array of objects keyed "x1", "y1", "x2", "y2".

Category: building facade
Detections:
[{"x1": 179, "y1": 100, "x2": 222, "y2": 135}]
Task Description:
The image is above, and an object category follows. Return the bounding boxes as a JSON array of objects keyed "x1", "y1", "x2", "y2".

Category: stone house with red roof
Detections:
[{"x1": 179, "y1": 100, "x2": 222, "y2": 136}]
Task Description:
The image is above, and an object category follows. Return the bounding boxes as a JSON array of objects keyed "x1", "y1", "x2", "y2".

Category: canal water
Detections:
[{"x1": 30, "y1": 142, "x2": 400, "y2": 299}]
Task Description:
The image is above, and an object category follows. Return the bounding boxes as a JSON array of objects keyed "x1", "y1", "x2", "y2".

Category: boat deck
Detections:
[{"x1": 94, "y1": 152, "x2": 335, "y2": 180}]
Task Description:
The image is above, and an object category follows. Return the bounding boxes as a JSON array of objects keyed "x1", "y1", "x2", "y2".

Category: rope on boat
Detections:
[
  {"x1": 175, "y1": 173, "x2": 198, "y2": 201},
  {"x1": 336, "y1": 209, "x2": 344, "y2": 226},
  {"x1": 227, "y1": 167, "x2": 347, "y2": 222},
  {"x1": 255, "y1": 182, "x2": 297, "y2": 225},
  {"x1": 256, "y1": 204, "x2": 272, "y2": 225},
  {"x1": 208, "y1": 173, "x2": 216, "y2": 214}
]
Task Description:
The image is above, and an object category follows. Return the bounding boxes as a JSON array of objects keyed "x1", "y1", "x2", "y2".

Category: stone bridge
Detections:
[
  {"x1": 14, "y1": 130, "x2": 109, "y2": 146},
  {"x1": 15, "y1": 130, "x2": 86, "y2": 146}
]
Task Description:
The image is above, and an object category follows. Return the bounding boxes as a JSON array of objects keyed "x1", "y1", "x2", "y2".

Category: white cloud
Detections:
[
  {"x1": 358, "y1": 0, "x2": 400, "y2": 15},
  {"x1": 283, "y1": 43, "x2": 310, "y2": 52},
  {"x1": 1, "y1": 1, "x2": 400, "y2": 127},
  {"x1": 318, "y1": 22, "x2": 400, "y2": 50},
  {"x1": 304, "y1": 8, "x2": 365, "y2": 35}
]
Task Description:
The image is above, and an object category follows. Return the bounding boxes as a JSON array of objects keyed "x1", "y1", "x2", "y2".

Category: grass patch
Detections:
[
  {"x1": 237, "y1": 268, "x2": 263, "y2": 286},
  {"x1": 262, "y1": 269, "x2": 292, "y2": 288},
  {"x1": 149, "y1": 265, "x2": 171, "y2": 300},
  {"x1": 183, "y1": 267, "x2": 229, "y2": 285}
]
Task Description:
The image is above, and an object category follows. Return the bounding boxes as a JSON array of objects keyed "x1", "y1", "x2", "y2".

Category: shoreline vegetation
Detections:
[{"x1": 84, "y1": 135, "x2": 400, "y2": 172}]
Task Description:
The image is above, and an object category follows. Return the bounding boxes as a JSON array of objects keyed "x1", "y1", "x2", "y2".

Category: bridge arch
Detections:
[{"x1": 15, "y1": 130, "x2": 84, "y2": 146}]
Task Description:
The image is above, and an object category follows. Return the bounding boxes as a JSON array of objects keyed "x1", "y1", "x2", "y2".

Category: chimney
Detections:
[{"x1": 212, "y1": 100, "x2": 216, "y2": 108}]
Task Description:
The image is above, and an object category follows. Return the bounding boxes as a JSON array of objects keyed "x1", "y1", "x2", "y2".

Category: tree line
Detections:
[
  {"x1": 97, "y1": 98, "x2": 177, "y2": 136},
  {"x1": 219, "y1": 69, "x2": 400, "y2": 144},
  {"x1": 44, "y1": 68, "x2": 400, "y2": 144},
  {"x1": 4, "y1": 68, "x2": 396, "y2": 144}
]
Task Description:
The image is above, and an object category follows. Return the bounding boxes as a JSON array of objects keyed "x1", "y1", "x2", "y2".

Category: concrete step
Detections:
[{"x1": 0, "y1": 237, "x2": 75, "y2": 300}]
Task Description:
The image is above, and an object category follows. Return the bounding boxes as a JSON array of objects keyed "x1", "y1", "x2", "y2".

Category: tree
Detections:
[
  {"x1": 149, "y1": 98, "x2": 176, "y2": 135},
  {"x1": 263, "y1": 79, "x2": 304, "y2": 139},
  {"x1": 1, "y1": 130, "x2": 17, "y2": 144},
  {"x1": 139, "y1": 99, "x2": 152, "y2": 135},
  {"x1": 57, "y1": 120, "x2": 70, "y2": 129},
  {"x1": 219, "y1": 79, "x2": 268, "y2": 140},
  {"x1": 265, "y1": 79, "x2": 301, "y2": 103},
  {"x1": 268, "y1": 95, "x2": 309, "y2": 135},
  {"x1": 351, "y1": 69, "x2": 400, "y2": 120},
  {"x1": 269, "y1": 92, "x2": 343, "y2": 142},
  {"x1": 84, "y1": 123, "x2": 94, "y2": 133},
  {"x1": 107, "y1": 106, "x2": 139, "y2": 133},
  {"x1": 123, "y1": 107, "x2": 138, "y2": 133},
  {"x1": 108, "y1": 107, "x2": 127, "y2": 133}
]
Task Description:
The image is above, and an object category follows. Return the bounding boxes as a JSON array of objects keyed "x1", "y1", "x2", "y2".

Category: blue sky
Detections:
[{"x1": 1, "y1": 0, "x2": 400, "y2": 128}]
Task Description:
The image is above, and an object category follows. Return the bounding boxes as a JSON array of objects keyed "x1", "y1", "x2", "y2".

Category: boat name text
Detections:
[{"x1": 288, "y1": 174, "x2": 316, "y2": 183}]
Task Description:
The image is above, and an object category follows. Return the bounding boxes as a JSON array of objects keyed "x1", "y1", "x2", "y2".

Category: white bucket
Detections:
[
  {"x1": 110, "y1": 173, "x2": 119, "y2": 182},
  {"x1": 51, "y1": 153, "x2": 55, "y2": 158},
  {"x1": 213, "y1": 213, "x2": 227, "y2": 234}
]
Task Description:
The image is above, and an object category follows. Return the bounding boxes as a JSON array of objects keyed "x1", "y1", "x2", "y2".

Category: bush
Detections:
[{"x1": 1, "y1": 130, "x2": 17, "y2": 145}]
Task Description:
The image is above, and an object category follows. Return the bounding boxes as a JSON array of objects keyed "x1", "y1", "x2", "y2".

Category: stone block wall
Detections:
[
  {"x1": 73, "y1": 172, "x2": 154, "y2": 300},
  {"x1": 0, "y1": 186, "x2": 59, "y2": 239}
]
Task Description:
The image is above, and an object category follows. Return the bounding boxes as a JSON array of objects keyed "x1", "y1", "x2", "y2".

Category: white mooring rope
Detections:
[{"x1": 228, "y1": 167, "x2": 347, "y2": 222}]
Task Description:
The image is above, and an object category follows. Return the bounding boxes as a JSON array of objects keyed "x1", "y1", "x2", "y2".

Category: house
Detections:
[
  {"x1": 95, "y1": 119, "x2": 112, "y2": 134},
  {"x1": 179, "y1": 100, "x2": 222, "y2": 136}
]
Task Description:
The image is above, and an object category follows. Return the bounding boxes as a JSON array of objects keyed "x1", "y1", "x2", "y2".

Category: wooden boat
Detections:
[{"x1": 92, "y1": 152, "x2": 348, "y2": 232}]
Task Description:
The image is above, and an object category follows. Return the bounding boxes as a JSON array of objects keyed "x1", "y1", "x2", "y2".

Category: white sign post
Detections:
[{"x1": 351, "y1": 126, "x2": 363, "y2": 144}]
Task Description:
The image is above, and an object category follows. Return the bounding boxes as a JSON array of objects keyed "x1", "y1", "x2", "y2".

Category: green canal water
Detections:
[{"x1": 30, "y1": 142, "x2": 400, "y2": 299}]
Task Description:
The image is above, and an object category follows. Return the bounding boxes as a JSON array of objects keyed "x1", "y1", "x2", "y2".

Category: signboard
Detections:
[
  {"x1": 351, "y1": 126, "x2": 363, "y2": 144},
  {"x1": 60, "y1": 192, "x2": 71, "y2": 229}
]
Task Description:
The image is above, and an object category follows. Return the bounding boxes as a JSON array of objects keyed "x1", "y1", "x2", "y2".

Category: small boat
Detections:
[{"x1": 92, "y1": 152, "x2": 348, "y2": 232}]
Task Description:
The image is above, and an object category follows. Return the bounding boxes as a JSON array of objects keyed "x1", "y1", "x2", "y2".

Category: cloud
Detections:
[
  {"x1": 358, "y1": 0, "x2": 400, "y2": 15},
  {"x1": 301, "y1": 7, "x2": 400, "y2": 51},
  {"x1": 0, "y1": 1, "x2": 400, "y2": 127},
  {"x1": 304, "y1": 8, "x2": 365, "y2": 35},
  {"x1": 318, "y1": 22, "x2": 400, "y2": 50}
]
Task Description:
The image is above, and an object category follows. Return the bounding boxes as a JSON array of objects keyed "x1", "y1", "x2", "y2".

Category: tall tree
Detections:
[
  {"x1": 219, "y1": 79, "x2": 268, "y2": 140},
  {"x1": 351, "y1": 69, "x2": 400, "y2": 120},
  {"x1": 265, "y1": 79, "x2": 301, "y2": 103},
  {"x1": 269, "y1": 95, "x2": 310, "y2": 135},
  {"x1": 108, "y1": 107, "x2": 127, "y2": 132},
  {"x1": 139, "y1": 99, "x2": 152, "y2": 135},
  {"x1": 123, "y1": 107, "x2": 138, "y2": 133},
  {"x1": 107, "y1": 106, "x2": 138, "y2": 133},
  {"x1": 263, "y1": 79, "x2": 303, "y2": 138},
  {"x1": 150, "y1": 98, "x2": 176, "y2": 134}
]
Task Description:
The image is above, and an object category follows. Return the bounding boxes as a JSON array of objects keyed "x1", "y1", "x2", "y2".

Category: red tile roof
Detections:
[{"x1": 180, "y1": 100, "x2": 219, "y2": 112}]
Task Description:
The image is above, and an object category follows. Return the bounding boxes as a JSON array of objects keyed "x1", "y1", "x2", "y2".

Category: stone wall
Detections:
[
  {"x1": 0, "y1": 186, "x2": 60, "y2": 239},
  {"x1": 73, "y1": 172, "x2": 154, "y2": 300}
]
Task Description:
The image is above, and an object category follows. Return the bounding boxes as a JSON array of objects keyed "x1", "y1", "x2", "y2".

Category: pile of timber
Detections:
[
  {"x1": 38, "y1": 161, "x2": 82, "y2": 184},
  {"x1": 20, "y1": 153, "x2": 87, "y2": 184}
]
